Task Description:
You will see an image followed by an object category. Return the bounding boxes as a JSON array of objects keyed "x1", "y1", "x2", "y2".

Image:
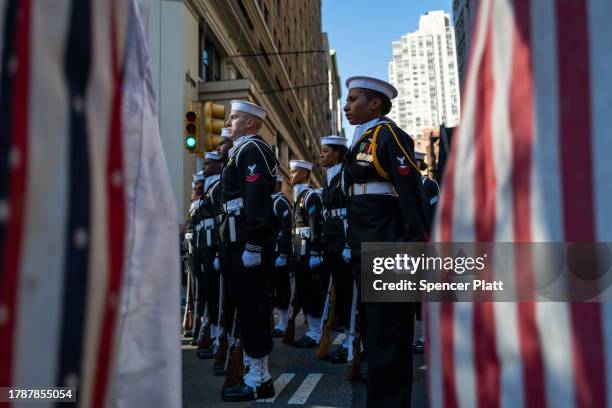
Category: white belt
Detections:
[
  {"x1": 293, "y1": 226, "x2": 311, "y2": 238},
  {"x1": 330, "y1": 208, "x2": 347, "y2": 218},
  {"x1": 204, "y1": 218, "x2": 215, "y2": 229},
  {"x1": 223, "y1": 197, "x2": 243, "y2": 215},
  {"x1": 294, "y1": 227, "x2": 311, "y2": 256},
  {"x1": 350, "y1": 181, "x2": 397, "y2": 196}
]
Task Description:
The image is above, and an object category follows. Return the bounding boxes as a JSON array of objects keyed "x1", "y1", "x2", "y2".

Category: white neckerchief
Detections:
[
  {"x1": 189, "y1": 199, "x2": 201, "y2": 213},
  {"x1": 326, "y1": 163, "x2": 342, "y2": 186},
  {"x1": 350, "y1": 117, "x2": 392, "y2": 149},
  {"x1": 293, "y1": 183, "x2": 310, "y2": 201},
  {"x1": 204, "y1": 173, "x2": 220, "y2": 193},
  {"x1": 228, "y1": 134, "x2": 256, "y2": 158}
]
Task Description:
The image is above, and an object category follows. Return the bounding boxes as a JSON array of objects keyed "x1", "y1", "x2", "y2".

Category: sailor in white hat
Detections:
[
  {"x1": 220, "y1": 100, "x2": 277, "y2": 402},
  {"x1": 184, "y1": 170, "x2": 205, "y2": 340},
  {"x1": 287, "y1": 159, "x2": 326, "y2": 349},
  {"x1": 318, "y1": 135, "x2": 352, "y2": 363},
  {"x1": 343, "y1": 77, "x2": 429, "y2": 406},
  {"x1": 216, "y1": 127, "x2": 233, "y2": 165},
  {"x1": 270, "y1": 174, "x2": 293, "y2": 338},
  {"x1": 193, "y1": 150, "x2": 225, "y2": 359}
]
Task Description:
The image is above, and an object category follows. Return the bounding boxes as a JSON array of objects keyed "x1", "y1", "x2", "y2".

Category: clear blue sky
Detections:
[{"x1": 322, "y1": 0, "x2": 452, "y2": 138}]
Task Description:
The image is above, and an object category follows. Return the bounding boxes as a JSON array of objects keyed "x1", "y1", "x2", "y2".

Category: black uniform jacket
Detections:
[
  {"x1": 197, "y1": 174, "x2": 221, "y2": 248},
  {"x1": 220, "y1": 135, "x2": 277, "y2": 247},
  {"x1": 272, "y1": 192, "x2": 293, "y2": 256},
  {"x1": 344, "y1": 121, "x2": 429, "y2": 244},
  {"x1": 292, "y1": 186, "x2": 324, "y2": 255},
  {"x1": 322, "y1": 168, "x2": 348, "y2": 239}
]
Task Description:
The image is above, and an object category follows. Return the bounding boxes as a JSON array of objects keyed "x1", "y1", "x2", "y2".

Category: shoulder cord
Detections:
[
  {"x1": 236, "y1": 139, "x2": 277, "y2": 177},
  {"x1": 370, "y1": 125, "x2": 389, "y2": 180},
  {"x1": 385, "y1": 124, "x2": 419, "y2": 171}
]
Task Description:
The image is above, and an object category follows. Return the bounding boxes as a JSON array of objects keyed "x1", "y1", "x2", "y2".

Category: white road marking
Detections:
[
  {"x1": 287, "y1": 373, "x2": 323, "y2": 404},
  {"x1": 257, "y1": 373, "x2": 295, "y2": 403}
]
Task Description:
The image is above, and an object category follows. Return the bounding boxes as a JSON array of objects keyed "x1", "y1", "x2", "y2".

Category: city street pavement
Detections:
[{"x1": 182, "y1": 312, "x2": 427, "y2": 407}]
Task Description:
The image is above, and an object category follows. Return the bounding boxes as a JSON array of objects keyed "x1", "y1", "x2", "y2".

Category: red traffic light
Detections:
[{"x1": 185, "y1": 111, "x2": 196, "y2": 122}]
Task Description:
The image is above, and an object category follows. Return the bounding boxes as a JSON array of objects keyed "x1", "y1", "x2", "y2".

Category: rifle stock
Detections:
[
  {"x1": 315, "y1": 283, "x2": 335, "y2": 359},
  {"x1": 223, "y1": 343, "x2": 244, "y2": 389},
  {"x1": 347, "y1": 330, "x2": 362, "y2": 381},
  {"x1": 197, "y1": 321, "x2": 212, "y2": 350},
  {"x1": 213, "y1": 334, "x2": 228, "y2": 374}
]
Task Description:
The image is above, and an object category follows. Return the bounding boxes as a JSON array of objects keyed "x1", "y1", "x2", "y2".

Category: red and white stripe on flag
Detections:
[
  {"x1": 0, "y1": 0, "x2": 180, "y2": 407},
  {"x1": 427, "y1": 0, "x2": 612, "y2": 407}
]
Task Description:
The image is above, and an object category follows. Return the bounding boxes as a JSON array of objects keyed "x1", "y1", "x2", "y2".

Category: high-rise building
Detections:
[
  {"x1": 388, "y1": 11, "x2": 460, "y2": 150},
  {"x1": 452, "y1": 0, "x2": 479, "y2": 87},
  {"x1": 149, "y1": 0, "x2": 340, "y2": 217}
]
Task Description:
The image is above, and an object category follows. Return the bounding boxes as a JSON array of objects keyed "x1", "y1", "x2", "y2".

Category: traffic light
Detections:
[
  {"x1": 203, "y1": 101, "x2": 226, "y2": 151},
  {"x1": 184, "y1": 105, "x2": 199, "y2": 153}
]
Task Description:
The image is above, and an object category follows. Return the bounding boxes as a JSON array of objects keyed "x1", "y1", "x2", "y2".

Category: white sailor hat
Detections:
[
  {"x1": 220, "y1": 127, "x2": 231, "y2": 140},
  {"x1": 193, "y1": 170, "x2": 205, "y2": 183},
  {"x1": 230, "y1": 100, "x2": 268, "y2": 120},
  {"x1": 346, "y1": 76, "x2": 398, "y2": 100},
  {"x1": 414, "y1": 151, "x2": 425, "y2": 161},
  {"x1": 320, "y1": 135, "x2": 347, "y2": 147},
  {"x1": 289, "y1": 160, "x2": 313, "y2": 171},
  {"x1": 276, "y1": 175, "x2": 284, "y2": 182},
  {"x1": 204, "y1": 151, "x2": 221, "y2": 161}
]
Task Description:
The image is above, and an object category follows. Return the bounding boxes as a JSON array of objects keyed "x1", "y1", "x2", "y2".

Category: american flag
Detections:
[
  {"x1": 0, "y1": 1, "x2": 180, "y2": 406},
  {"x1": 427, "y1": 0, "x2": 612, "y2": 407}
]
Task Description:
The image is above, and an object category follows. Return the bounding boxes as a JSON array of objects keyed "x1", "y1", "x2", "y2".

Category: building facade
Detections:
[
  {"x1": 452, "y1": 0, "x2": 479, "y2": 88},
  {"x1": 388, "y1": 11, "x2": 460, "y2": 148},
  {"x1": 149, "y1": 0, "x2": 340, "y2": 219}
]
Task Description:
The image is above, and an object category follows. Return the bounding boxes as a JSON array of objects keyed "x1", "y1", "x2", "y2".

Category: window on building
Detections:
[{"x1": 202, "y1": 39, "x2": 222, "y2": 82}]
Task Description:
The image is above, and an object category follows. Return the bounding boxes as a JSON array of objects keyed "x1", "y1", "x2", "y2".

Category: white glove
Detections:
[
  {"x1": 309, "y1": 252, "x2": 323, "y2": 269},
  {"x1": 242, "y1": 245, "x2": 262, "y2": 268},
  {"x1": 213, "y1": 254, "x2": 220, "y2": 271},
  {"x1": 342, "y1": 246, "x2": 351, "y2": 263},
  {"x1": 275, "y1": 254, "x2": 287, "y2": 268}
]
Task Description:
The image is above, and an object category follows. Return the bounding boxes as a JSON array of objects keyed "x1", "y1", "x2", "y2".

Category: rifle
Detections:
[
  {"x1": 315, "y1": 275, "x2": 335, "y2": 358},
  {"x1": 282, "y1": 272, "x2": 297, "y2": 344},
  {"x1": 347, "y1": 282, "x2": 362, "y2": 381},
  {"x1": 182, "y1": 261, "x2": 194, "y2": 335},
  {"x1": 213, "y1": 281, "x2": 230, "y2": 375},
  {"x1": 197, "y1": 309, "x2": 213, "y2": 351},
  {"x1": 213, "y1": 275, "x2": 224, "y2": 351},
  {"x1": 223, "y1": 309, "x2": 244, "y2": 389}
]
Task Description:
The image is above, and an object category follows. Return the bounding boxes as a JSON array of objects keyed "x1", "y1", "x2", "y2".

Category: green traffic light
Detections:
[{"x1": 185, "y1": 135, "x2": 197, "y2": 149}]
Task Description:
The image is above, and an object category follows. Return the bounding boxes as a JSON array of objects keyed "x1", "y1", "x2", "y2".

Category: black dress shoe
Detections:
[
  {"x1": 197, "y1": 344, "x2": 214, "y2": 359},
  {"x1": 221, "y1": 378, "x2": 275, "y2": 402},
  {"x1": 328, "y1": 346, "x2": 348, "y2": 363},
  {"x1": 183, "y1": 330, "x2": 193, "y2": 338},
  {"x1": 293, "y1": 335, "x2": 317, "y2": 348},
  {"x1": 413, "y1": 340, "x2": 425, "y2": 354},
  {"x1": 271, "y1": 328, "x2": 284, "y2": 338}
]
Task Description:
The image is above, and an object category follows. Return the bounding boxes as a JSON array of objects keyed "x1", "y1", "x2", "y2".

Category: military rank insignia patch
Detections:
[
  {"x1": 396, "y1": 156, "x2": 410, "y2": 176},
  {"x1": 246, "y1": 163, "x2": 261, "y2": 183}
]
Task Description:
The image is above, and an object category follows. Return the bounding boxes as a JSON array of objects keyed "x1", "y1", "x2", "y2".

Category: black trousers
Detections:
[
  {"x1": 348, "y1": 195, "x2": 414, "y2": 408},
  {"x1": 225, "y1": 241, "x2": 274, "y2": 358},
  {"x1": 193, "y1": 251, "x2": 206, "y2": 322},
  {"x1": 325, "y1": 237, "x2": 352, "y2": 328},
  {"x1": 294, "y1": 241, "x2": 327, "y2": 318},
  {"x1": 203, "y1": 246, "x2": 221, "y2": 325},
  {"x1": 272, "y1": 259, "x2": 291, "y2": 309}
]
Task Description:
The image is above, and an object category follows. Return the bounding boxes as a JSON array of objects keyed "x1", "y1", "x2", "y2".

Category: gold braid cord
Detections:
[
  {"x1": 371, "y1": 125, "x2": 389, "y2": 180},
  {"x1": 385, "y1": 124, "x2": 419, "y2": 171}
]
